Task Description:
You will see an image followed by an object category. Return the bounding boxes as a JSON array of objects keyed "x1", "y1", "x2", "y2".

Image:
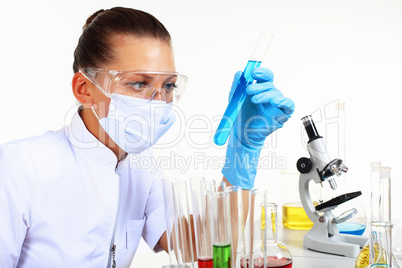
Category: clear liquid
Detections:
[
  {"x1": 213, "y1": 243, "x2": 231, "y2": 268},
  {"x1": 213, "y1": 60, "x2": 262, "y2": 146},
  {"x1": 282, "y1": 202, "x2": 314, "y2": 230}
]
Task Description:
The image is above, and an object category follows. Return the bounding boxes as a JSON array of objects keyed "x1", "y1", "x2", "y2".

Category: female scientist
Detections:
[{"x1": 0, "y1": 7, "x2": 294, "y2": 268}]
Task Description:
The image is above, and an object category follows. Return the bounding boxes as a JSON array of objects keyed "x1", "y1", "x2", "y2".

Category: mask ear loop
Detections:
[{"x1": 91, "y1": 105, "x2": 101, "y2": 121}]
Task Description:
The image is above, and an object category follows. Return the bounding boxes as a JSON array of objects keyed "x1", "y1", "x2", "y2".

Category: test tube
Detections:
[
  {"x1": 191, "y1": 189, "x2": 214, "y2": 268},
  {"x1": 162, "y1": 178, "x2": 195, "y2": 268},
  {"x1": 190, "y1": 177, "x2": 226, "y2": 194},
  {"x1": 243, "y1": 189, "x2": 268, "y2": 268},
  {"x1": 211, "y1": 191, "x2": 232, "y2": 268},
  {"x1": 213, "y1": 31, "x2": 273, "y2": 146},
  {"x1": 226, "y1": 186, "x2": 246, "y2": 268}
]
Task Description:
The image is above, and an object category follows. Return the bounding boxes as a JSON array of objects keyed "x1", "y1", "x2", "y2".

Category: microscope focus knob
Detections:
[{"x1": 297, "y1": 157, "x2": 313, "y2": 174}]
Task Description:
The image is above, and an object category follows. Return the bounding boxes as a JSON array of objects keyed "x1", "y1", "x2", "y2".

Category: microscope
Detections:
[{"x1": 296, "y1": 115, "x2": 367, "y2": 257}]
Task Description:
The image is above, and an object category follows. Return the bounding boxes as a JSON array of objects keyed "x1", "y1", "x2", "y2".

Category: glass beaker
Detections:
[
  {"x1": 281, "y1": 171, "x2": 315, "y2": 230},
  {"x1": 162, "y1": 178, "x2": 195, "y2": 268},
  {"x1": 355, "y1": 164, "x2": 400, "y2": 268},
  {"x1": 370, "y1": 222, "x2": 393, "y2": 267}
]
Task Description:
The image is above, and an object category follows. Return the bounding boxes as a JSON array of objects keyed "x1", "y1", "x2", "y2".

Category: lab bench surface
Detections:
[{"x1": 132, "y1": 224, "x2": 402, "y2": 267}]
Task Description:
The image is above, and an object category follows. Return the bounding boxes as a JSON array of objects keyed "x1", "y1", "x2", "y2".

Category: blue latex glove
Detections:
[{"x1": 222, "y1": 67, "x2": 295, "y2": 190}]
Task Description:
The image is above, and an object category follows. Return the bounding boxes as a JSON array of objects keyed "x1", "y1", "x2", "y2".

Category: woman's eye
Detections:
[
  {"x1": 163, "y1": 82, "x2": 177, "y2": 91},
  {"x1": 128, "y1": 81, "x2": 146, "y2": 90}
]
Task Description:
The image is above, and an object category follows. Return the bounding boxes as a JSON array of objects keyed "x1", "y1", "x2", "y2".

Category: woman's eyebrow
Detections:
[{"x1": 164, "y1": 75, "x2": 177, "y2": 81}]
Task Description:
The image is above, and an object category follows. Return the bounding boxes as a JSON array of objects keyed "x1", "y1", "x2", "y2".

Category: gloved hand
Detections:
[{"x1": 222, "y1": 67, "x2": 295, "y2": 190}]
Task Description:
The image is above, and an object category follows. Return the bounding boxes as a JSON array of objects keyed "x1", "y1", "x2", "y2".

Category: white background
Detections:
[{"x1": 1, "y1": 0, "x2": 402, "y2": 266}]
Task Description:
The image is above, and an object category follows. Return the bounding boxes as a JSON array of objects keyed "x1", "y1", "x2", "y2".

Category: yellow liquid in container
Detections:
[
  {"x1": 355, "y1": 243, "x2": 398, "y2": 268},
  {"x1": 355, "y1": 244, "x2": 370, "y2": 268},
  {"x1": 282, "y1": 202, "x2": 314, "y2": 230}
]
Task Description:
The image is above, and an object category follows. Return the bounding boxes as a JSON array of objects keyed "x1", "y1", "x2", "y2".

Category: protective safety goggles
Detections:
[{"x1": 80, "y1": 67, "x2": 188, "y2": 103}]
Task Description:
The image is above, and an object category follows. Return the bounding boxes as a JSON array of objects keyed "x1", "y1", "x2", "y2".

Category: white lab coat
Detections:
[{"x1": 0, "y1": 111, "x2": 167, "y2": 268}]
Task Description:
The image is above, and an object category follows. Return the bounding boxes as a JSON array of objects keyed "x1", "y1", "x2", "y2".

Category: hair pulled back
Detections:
[{"x1": 73, "y1": 7, "x2": 171, "y2": 73}]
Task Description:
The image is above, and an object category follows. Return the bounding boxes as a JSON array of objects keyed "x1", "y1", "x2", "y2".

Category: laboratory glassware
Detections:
[
  {"x1": 326, "y1": 102, "x2": 367, "y2": 236},
  {"x1": 242, "y1": 189, "x2": 267, "y2": 268},
  {"x1": 191, "y1": 189, "x2": 214, "y2": 268},
  {"x1": 264, "y1": 203, "x2": 293, "y2": 268},
  {"x1": 213, "y1": 31, "x2": 273, "y2": 146},
  {"x1": 355, "y1": 165, "x2": 400, "y2": 268},
  {"x1": 370, "y1": 222, "x2": 394, "y2": 267},
  {"x1": 162, "y1": 178, "x2": 195, "y2": 268},
  {"x1": 190, "y1": 177, "x2": 227, "y2": 268},
  {"x1": 281, "y1": 171, "x2": 316, "y2": 230},
  {"x1": 393, "y1": 223, "x2": 402, "y2": 260},
  {"x1": 226, "y1": 186, "x2": 246, "y2": 268},
  {"x1": 211, "y1": 191, "x2": 232, "y2": 268},
  {"x1": 190, "y1": 177, "x2": 225, "y2": 194}
]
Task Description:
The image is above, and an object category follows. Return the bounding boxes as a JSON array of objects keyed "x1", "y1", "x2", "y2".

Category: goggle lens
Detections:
[{"x1": 81, "y1": 68, "x2": 187, "y2": 103}]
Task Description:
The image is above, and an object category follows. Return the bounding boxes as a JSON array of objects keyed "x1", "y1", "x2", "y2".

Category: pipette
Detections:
[{"x1": 213, "y1": 31, "x2": 273, "y2": 146}]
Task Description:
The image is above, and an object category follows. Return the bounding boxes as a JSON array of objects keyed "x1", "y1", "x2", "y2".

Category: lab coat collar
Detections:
[{"x1": 65, "y1": 109, "x2": 118, "y2": 170}]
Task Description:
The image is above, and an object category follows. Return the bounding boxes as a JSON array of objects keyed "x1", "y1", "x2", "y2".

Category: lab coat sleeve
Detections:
[
  {"x1": 0, "y1": 143, "x2": 35, "y2": 267},
  {"x1": 141, "y1": 175, "x2": 167, "y2": 253}
]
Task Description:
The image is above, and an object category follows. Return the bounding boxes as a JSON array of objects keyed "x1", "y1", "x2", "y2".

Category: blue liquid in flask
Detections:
[
  {"x1": 213, "y1": 60, "x2": 261, "y2": 146},
  {"x1": 337, "y1": 222, "x2": 366, "y2": 236}
]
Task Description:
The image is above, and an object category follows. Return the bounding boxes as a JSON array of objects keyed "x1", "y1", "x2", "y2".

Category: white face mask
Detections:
[{"x1": 92, "y1": 94, "x2": 176, "y2": 154}]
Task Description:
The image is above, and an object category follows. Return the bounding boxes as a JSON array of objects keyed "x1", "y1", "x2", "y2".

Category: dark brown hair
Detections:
[{"x1": 73, "y1": 7, "x2": 171, "y2": 73}]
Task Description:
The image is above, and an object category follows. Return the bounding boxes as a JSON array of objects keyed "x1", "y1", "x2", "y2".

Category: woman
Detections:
[{"x1": 0, "y1": 7, "x2": 294, "y2": 268}]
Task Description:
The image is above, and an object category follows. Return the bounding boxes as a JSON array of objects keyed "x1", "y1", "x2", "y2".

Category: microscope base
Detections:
[{"x1": 303, "y1": 215, "x2": 368, "y2": 258}]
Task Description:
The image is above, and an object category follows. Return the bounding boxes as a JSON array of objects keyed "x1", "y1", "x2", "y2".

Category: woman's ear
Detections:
[{"x1": 72, "y1": 72, "x2": 94, "y2": 108}]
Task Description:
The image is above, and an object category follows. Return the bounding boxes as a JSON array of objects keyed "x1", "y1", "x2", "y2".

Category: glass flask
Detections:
[
  {"x1": 370, "y1": 222, "x2": 393, "y2": 267},
  {"x1": 322, "y1": 102, "x2": 367, "y2": 235},
  {"x1": 355, "y1": 164, "x2": 400, "y2": 268},
  {"x1": 264, "y1": 203, "x2": 293, "y2": 268},
  {"x1": 242, "y1": 189, "x2": 292, "y2": 268}
]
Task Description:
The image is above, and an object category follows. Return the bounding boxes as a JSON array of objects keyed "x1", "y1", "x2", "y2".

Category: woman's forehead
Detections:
[{"x1": 106, "y1": 34, "x2": 176, "y2": 72}]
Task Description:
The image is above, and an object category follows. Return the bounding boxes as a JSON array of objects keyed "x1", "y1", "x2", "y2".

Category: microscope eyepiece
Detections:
[{"x1": 302, "y1": 115, "x2": 322, "y2": 142}]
